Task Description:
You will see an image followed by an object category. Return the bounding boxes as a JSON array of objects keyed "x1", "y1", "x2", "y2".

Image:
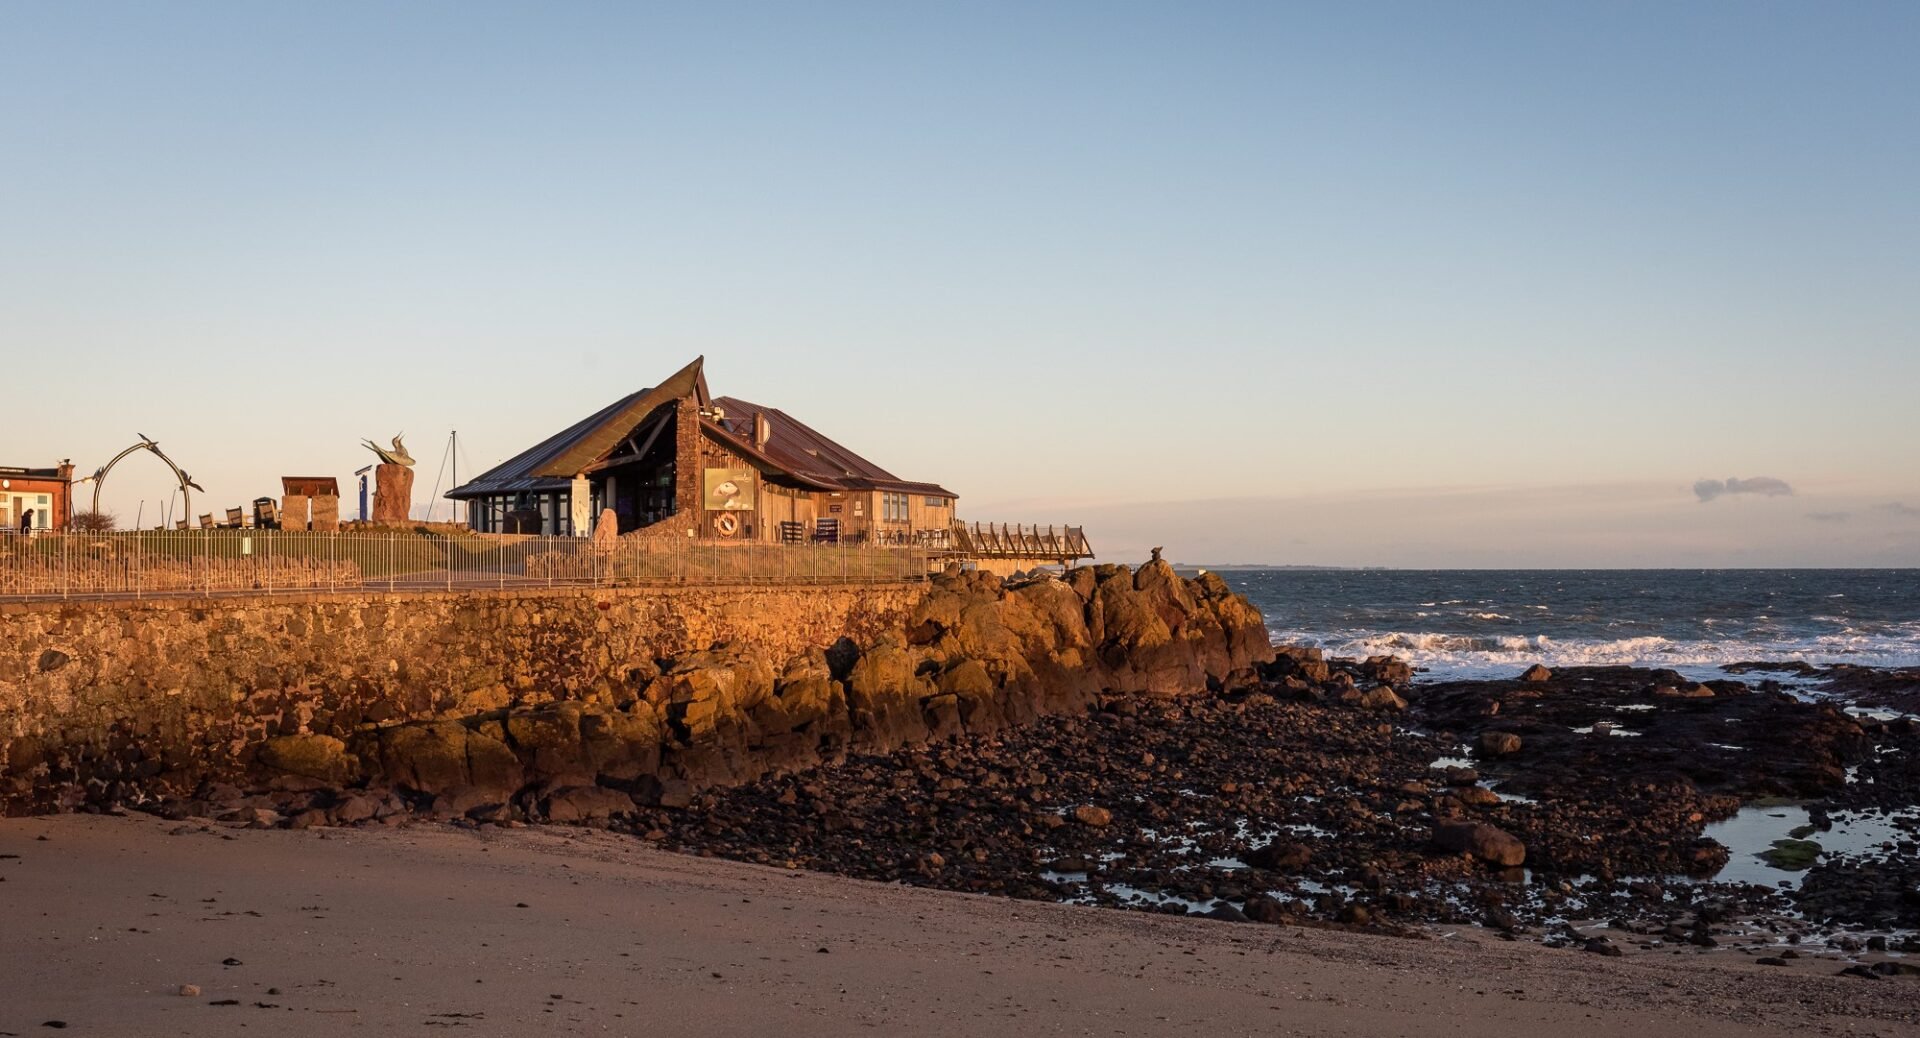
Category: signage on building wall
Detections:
[{"x1": 702, "y1": 467, "x2": 755, "y2": 511}]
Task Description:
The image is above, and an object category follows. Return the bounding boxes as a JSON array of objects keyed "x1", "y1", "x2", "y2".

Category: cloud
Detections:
[
  {"x1": 1806, "y1": 511, "x2": 1851, "y2": 523},
  {"x1": 1876, "y1": 501, "x2": 1920, "y2": 520},
  {"x1": 1694, "y1": 476, "x2": 1793, "y2": 502}
]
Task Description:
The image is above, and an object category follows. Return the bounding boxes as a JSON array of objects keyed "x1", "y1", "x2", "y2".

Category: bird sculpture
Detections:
[{"x1": 362, "y1": 434, "x2": 415, "y2": 468}]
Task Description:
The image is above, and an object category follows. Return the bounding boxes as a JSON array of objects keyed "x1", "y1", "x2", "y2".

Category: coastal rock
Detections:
[
  {"x1": 846, "y1": 637, "x2": 936, "y2": 753},
  {"x1": 430, "y1": 786, "x2": 504, "y2": 820},
  {"x1": 1242, "y1": 895, "x2": 1294, "y2": 924},
  {"x1": 1347, "y1": 686, "x2": 1407, "y2": 712},
  {"x1": 1363, "y1": 656, "x2": 1415, "y2": 685},
  {"x1": 364, "y1": 722, "x2": 476, "y2": 796},
  {"x1": 255, "y1": 734, "x2": 359, "y2": 785},
  {"x1": 540, "y1": 785, "x2": 636, "y2": 824},
  {"x1": 329, "y1": 794, "x2": 379, "y2": 825},
  {"x1": 1245, "y1": 840, "x2": 1312, "y2": 871},
  {"x1": 1072, "y1": 805, "x2": 1113, "y2": 827},
  {"x1": 1432, "y1": 821, "x2": 1527, "y2": 867},
  {"x1": 1581, "y1": 937, "x2": 1623, "y2": 957},
  {"x1": 1519, "y1": 665, "x2": 1553, "y2": 683},
  {"x1": 1477, "y1": 731, "x2": 1522, "y2": 756}
]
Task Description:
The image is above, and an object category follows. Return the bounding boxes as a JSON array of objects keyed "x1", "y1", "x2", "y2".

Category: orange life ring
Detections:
[{"x1": 715, "y1": 513, "x2": 739, "y2": 537}]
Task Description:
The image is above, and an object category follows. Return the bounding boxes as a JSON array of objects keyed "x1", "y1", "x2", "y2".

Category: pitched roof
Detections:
[
  {"x1": 446, "y1": 357, "x2": 955, "y2": 501},
  {"x1": 534, "y1": 356, "x2": 708, "y2": 479},
  {"x1": 446, "y1": 387, "x2": 655, "y2": 498},
  {"x1": 708, "y1": 396, "x2": 955, "y2": 498}
]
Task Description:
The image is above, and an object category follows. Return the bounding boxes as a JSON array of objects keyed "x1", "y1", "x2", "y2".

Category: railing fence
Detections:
[{"x1": 0, "y1": 529, "x2": 934, "y2": 602}]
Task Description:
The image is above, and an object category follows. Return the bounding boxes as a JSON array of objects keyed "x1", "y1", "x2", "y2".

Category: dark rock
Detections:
[
  {"x1": 1431, "y1": 822, "x2": 1526, "y2": 867},
  {"x1": 1072, "y1": 805, "x2": 1113, "y2": 827},
  {"x1": 329, "y1": 794, "x2": 379, "y2": 825},
  {"x1": 1245, "y1": 840, "x2": 1312, "y2": 872},
  {"x1": 540, "y1": 785, "x2": 637, "y2": 824},
  {"x1": 1242, "y1": 895, "x2": 1293, "y2": 924},
  {"x1": 1204, "y1": 903, "x2": 1251, "y2": 923},
  {"x1": 1581, "y1": 937, "x2": 1623, "y2": 957},
  {"x1": 1477, "y1": 731, "x2": 1522, "y2": 756}
]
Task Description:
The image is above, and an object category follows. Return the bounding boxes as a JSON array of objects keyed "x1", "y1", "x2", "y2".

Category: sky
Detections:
[{"x1": 3, "y1": 2, "x2": 1916, "y2": 566}]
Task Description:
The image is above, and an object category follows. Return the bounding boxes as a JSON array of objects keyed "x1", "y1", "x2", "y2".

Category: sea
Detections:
[{"x1": 1212, "y1": 568, "x2": 1920, "y2": 682}]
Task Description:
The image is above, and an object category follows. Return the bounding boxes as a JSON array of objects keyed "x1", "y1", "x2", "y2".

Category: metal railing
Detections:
[{"x1": 0, "y1": 529, "x2": 933, "y2": 602}]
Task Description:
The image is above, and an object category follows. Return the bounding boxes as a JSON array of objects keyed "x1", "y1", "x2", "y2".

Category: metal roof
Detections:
[{"x1": 709, "y1": 397, "x2": 955, "y2": 498}]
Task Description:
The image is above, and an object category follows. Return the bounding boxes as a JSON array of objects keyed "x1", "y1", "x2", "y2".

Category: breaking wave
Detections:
[
  {"x1": 1224, "y1": 568, "x2": 1920, "y2": 682},
  {"x1": 1265, "y1": 627, "x2": 1920, "y2": 682}
]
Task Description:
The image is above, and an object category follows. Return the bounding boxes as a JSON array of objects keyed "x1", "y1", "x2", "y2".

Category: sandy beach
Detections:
[{"x1": 2, "y1": 814, "x2": 1913, "y2": 1038}]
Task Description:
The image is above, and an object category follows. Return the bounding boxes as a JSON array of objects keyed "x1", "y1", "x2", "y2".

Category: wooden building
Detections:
[
  {"x1": 446, "y1": 357, "x2": 958, "y2": 543},
  {"x1": 0, "y1": 461, "x2": 74, "y2": 532}
]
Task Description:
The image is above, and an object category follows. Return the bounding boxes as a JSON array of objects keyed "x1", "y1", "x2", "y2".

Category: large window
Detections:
[{"x1": 883, "y1": 492, "x2": 908, "y2": 522}]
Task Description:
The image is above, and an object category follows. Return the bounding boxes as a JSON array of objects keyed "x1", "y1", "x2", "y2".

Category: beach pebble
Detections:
[{"x1": 178, "y1": 984, "x2": 201, "y2": 996}]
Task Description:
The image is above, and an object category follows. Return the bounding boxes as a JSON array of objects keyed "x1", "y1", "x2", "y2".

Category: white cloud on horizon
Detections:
[{"x1": 1694, "y1": 476, "x2": 1794, "y2": 502}]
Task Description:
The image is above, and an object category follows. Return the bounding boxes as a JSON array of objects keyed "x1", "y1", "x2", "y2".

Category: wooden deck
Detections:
[{"x1": 945, "y1": 522, "x2": 1093, "y2": 564}]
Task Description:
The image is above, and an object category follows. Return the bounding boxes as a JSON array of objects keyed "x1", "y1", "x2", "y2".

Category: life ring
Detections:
[{"x1": 715, "y1": 513, "x2": 739, "y2": 537}]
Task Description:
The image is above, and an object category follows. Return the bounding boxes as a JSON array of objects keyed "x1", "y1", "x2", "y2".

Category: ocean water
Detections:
[{"x1": 1212, "y1": 569, "x2": 1920, "y2": 681}]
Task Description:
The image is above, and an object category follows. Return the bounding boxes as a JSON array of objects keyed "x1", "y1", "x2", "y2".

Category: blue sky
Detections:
[{"x1": 4, "y1": 2, "x2": 1916, "y2": 564}]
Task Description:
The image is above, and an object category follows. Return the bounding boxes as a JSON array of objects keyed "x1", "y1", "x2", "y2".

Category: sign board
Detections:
[{"x1": 703, "y1": 468, "x2": 755, "y2": 511}]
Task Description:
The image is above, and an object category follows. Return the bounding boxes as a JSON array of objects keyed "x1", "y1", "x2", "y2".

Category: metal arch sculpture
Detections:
[{"x1": 91, "y1": 435, "x2": 205, "y2": 523}]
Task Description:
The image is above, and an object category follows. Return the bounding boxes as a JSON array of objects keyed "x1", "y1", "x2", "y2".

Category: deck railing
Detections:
[{"x1": 946, "y1": 522, "x2": 1094, "y2": 562}]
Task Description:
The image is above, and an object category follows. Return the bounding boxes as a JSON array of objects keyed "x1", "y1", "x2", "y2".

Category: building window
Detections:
[
  {"x1": 924, "y1": 496, "x2": 944, "y2": 508},
  {"x1": 882, "y1": 492, "x2": 909, "y2": 522}
]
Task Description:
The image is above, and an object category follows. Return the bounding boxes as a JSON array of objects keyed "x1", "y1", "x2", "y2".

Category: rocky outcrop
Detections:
[
  {"x1": 3, "y1": 561, "x2": 1272, "y2": 817},
  {"x1": 318, "y1": 562, "x2": 1267, "y2": 809},
  {"x1": 1432, "y1": 821, "x2": 1527, "y2": 867}
]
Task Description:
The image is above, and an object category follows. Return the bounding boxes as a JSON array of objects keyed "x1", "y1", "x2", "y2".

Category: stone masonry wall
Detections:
[
  {"x1": 0, "y1": 583, "x2": 918, "y2": 811},
  {"x1": 0, "y1": 562, "x2": 1274, "y2": 819}
]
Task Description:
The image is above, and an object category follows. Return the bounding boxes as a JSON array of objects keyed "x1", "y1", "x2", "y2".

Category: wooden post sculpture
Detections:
[{"x1": 362, "y1": 435, "x2": 416, "y2": 524}]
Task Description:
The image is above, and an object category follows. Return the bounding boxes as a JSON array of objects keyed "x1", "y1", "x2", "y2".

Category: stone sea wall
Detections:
[{"x1": 0, "y1": 561, "x2": 1272, "y2": 817}]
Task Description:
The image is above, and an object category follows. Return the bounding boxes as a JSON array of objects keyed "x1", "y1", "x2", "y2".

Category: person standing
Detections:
[{"x1": 19, "y1": 508, "x2": 33, "y2": 535}]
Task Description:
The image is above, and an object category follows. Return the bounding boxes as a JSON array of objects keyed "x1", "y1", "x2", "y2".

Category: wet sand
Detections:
[{"x1": 1, "y1": 814, "x2": 1914, "y2": 1037}]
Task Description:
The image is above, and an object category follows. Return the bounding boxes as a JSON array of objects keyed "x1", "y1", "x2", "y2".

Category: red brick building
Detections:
[{"x1": 1, "y1": 461, "x2": 74, "y2": 532}]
